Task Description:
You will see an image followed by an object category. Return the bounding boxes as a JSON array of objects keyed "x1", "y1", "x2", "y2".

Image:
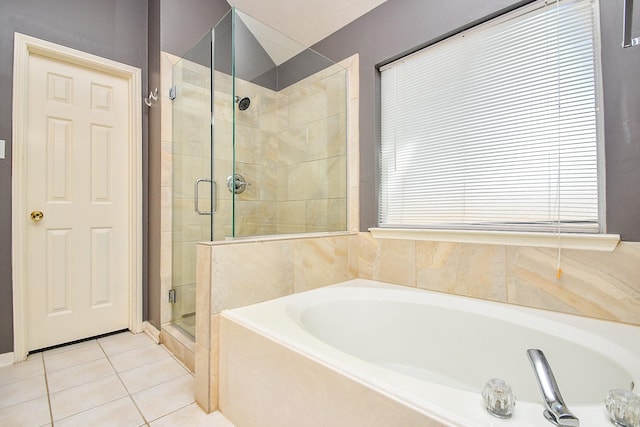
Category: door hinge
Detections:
[
  {"x1": 168, "y1": 289, "x2": 177, "y2": 304},
  {"x1": 169, "y1": 86, "x2": 177, "y2": 100}
]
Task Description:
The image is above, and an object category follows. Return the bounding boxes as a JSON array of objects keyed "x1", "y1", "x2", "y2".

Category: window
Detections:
[{"x1": 379, "y1": 0, "x2": 602, "y2": 233}]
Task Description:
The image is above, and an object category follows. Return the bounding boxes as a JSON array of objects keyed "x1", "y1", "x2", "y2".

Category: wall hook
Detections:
[{"x1": 144, "y1": 88, "x2": 159, "y2": 107}]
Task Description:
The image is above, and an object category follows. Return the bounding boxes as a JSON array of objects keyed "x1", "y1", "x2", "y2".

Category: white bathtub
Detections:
[{"x1": 220, "y1": 279, "x2": 640, "y2": 426}]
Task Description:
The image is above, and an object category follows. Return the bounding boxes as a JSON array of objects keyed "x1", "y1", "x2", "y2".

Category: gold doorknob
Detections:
[{"x1": 30, "y1": 211, "x2": 44, "y2": 221}]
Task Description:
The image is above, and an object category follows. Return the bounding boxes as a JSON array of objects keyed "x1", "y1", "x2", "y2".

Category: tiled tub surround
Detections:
[
  {"x1": 197, "y1": 232, "x2": 640, "y2": 416},
  {"x1": 195, "y1": 233, "x2": 359, "y2": 412},
  {"x1": 219, "y1": 280, "x2": 640, "y2": 426}
]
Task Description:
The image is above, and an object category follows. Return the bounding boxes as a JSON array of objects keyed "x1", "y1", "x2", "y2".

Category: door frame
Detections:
[{"x1": 11, "y1": 33, "x2": 143, "y2": 360}]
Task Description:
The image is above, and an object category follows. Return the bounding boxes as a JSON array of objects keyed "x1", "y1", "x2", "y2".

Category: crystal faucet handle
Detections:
[
  {"x1": 605, "y1": 389, "x2": 640, "y2": 427},
  {"x1": 482, "y1": 378, "x2": 516, "y2": 418}
]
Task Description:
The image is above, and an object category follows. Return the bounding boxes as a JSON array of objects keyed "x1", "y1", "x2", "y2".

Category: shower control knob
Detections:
[{"x1": 226, "y1": 174, "x2": 250, "y2": 194}]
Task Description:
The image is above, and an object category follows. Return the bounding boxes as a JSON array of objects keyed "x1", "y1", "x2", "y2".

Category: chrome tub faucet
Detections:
[{"x1": 527, "y1": 349, "x2": 580, "y2": 427}]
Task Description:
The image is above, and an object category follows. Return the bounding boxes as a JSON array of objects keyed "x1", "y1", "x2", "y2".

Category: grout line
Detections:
[
  {"x1": 40, "y1": 353, "x2": 55, "y2": 426},
  {"x1": 97, "y1": 337, "x2": 151, "y2": 426}
]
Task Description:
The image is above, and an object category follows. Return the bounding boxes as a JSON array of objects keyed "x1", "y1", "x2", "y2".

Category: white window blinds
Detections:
[{"x1": 379, "y1": 0, "x2": 602, "y2": 233}]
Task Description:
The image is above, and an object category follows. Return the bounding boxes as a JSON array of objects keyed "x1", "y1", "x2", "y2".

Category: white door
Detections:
[{"x1": 24, "y1": 53, "x2": 131, "y2": 351}]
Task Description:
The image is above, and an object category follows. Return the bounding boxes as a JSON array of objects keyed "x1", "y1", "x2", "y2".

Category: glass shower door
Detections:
[{"x1": 171, "y1": 31, "x2": 214, "y2": 337}]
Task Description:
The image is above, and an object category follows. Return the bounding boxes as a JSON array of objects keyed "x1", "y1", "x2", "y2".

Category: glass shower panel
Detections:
[
  {"x1": 231, "y1": 10, "x2": 348, "y2": 237},
  {"x1": 171, "y1": 31, "x2": 214, "y2": 337}
]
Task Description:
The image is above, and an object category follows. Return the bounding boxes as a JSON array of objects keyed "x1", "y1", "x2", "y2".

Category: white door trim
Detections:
[{"x1": 12, "y1": 33, "x2": 143, "y2": 361}]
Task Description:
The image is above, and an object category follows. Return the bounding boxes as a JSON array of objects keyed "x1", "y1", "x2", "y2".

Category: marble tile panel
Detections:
[
  {"x1": 172, "y1": 241, "x2": 197, "y2": 286},
  {"x1": 233, "y1": 201, "x2": 277, "y2": 237},
  {"x1": 277, "y1": 126, "x2": 307, "y2": 166},
  {"x1": 285, "y1": 161, "x2": 328, "y2": 201},
  {"x1": 415, "y1": 241, "x2": 507, "y2": 302},
  {"x1": 358, "y1": 232, "x2": 416, "y2": 287},
  {"x1": 194, "y1": 343, "x2": 211, "y2": 413},
  {"x1": 209, "y1": 314, "x2": 221, "y2": 412},
  {"x1": 213, "y1": 92, "x2": 233, "y2": 125},
  {"x1": 326, "y1": 70, "x2": 348, "y2": 117},
  {"x1": 160, "y1": 276, "x2": 172, "y2": 325},
  {"x1": 196, "y1": 244, "x2": 213, "y2": 349},
  {"x1": 213, "y1": 119, "x2": 233, "y2": 162},
  {"x1": 160, "y1": 186, "x2": 172, "y2": 233},
  {"x1": 506, "y1": 242, "x2": 640, "y2": 325},
  {"x1": 288, "y1": 80, "x2": 328, "y2": 129},
  {"x1": 326, "y1": 155, "x2": 347, "y2": 199},
  {"x1": 211, "y1": 241, "x2": 293, "y2": 313},
  {"x1": 161, "y1": 143, "x2": 172, "y2": 188},
  {"x1": 293, "y1": 236, "x2": 352, "y2": 292},
  {"x1": 306, "y1": 114, "x2": 347, "y2": 161},
  {"x1": 160, "y1": 231, "x2": 172, "y2": 278}
]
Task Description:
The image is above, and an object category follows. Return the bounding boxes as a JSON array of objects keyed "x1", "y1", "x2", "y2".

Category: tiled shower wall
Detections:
[
  {"x1": 215, "y1": 65, "x2": 349, "y2": 237},
  {"x1": 160, "y1": 53, "x2": 351, "y2": 329}
]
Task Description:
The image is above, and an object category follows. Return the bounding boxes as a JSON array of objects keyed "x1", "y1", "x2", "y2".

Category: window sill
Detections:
[{"x1": 368, "y1": 228, "x2": 620, "y2": 252}]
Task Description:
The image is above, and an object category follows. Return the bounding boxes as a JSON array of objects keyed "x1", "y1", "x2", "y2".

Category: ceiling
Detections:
[{"x1": 227, "y1": 0, "x2": 388, "y2": 48}]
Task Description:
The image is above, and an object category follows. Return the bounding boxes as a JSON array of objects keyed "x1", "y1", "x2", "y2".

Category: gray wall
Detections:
[
  {"x1": 313, "y1": 0, "x2": 640, "y2": 241},
  {"x1": 0, "y1": 0, "x2": 149, "y2": 354},
  {"x1": 161, "y1": 0, "x2": 230, "y2": 56}
]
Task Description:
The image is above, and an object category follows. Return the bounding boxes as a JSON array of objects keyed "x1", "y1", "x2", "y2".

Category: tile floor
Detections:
[{"x1": 0, "y1": 331, "x2": 235, "y2": 427}]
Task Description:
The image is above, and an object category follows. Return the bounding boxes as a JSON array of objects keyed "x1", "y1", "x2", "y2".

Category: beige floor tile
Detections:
[
  {"x1": 49, "y1": 375, "x2": 128, "y2": 421},
  {"x1": 109, "y1": 342, "x2": 172, "y2": 373},
  {"x1": 54, "y1": 396, "x2": 146, "y2": 427},
  {"x1": 0, "y1": 374, "x2": 47, "y2": 409},
  {"x1": 132, "y1": 373, "x2": 195, "y2": 422},
  {"x1": 0, "y1": 356, "x2": 44, "y2": 386},
  {"x1": 119, "y1": 356, "x2": 189, "y2": 394},
  {"x1": 43, "y1": 342, "x2": 106, "y2": 372},
  {"x1": 98, "y1": 332, "x2": 155, "y2": 357},
  {"x1": 150, "y1": 404, "x2": 235, "y2": 427},
  {"x1": 47, "y1": 358, "x2": 116, "y2": 393},
  {"x1": 0, "y1": 395, "x2": 51, "y2": 427}
]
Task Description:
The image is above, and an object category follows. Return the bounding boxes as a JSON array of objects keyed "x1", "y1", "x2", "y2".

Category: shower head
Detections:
[{"x1": 235, "y1": 96, "x2": 251, "y2": 111}]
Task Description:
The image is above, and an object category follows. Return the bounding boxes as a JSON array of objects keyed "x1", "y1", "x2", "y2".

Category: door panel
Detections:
[{"x1": 25, "y1": 53, "x2": 130, "y2": 351}]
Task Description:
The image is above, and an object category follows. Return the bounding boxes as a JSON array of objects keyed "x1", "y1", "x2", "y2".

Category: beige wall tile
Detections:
[
  {"x1": 194, "y1": 342, "x2": 211, "y2": 412},
  {"x1": 506, "y1": 242, "x2": 640, "y2": 324},
  {"x1": 415, "y1": 241, "x2": 507, "y2": 302},
  {"x1": 358, "y1": 232, "x2": 416, "y2": 286},
  {"x1": 293, "y1": 236, "x2": 353, "y2": 293},
  {"x1": 209, "y1": 314, "x2": 220, "y2": 412},
  {"x1": 211, "y1": 241, "x2": 294, "y2": 313},
  {"x1": 195, "y1": 244, "x2": 212, "y2": 350}
]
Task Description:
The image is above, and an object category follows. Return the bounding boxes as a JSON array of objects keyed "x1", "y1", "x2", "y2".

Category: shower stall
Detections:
[{"x1": 170, "y1": 9, "x2": 349, "y2": 337}]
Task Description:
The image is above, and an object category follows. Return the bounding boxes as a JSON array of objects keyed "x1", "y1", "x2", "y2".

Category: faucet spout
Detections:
[{"x1": 527, "y1": 349, "x2": 579, "y2": 427}]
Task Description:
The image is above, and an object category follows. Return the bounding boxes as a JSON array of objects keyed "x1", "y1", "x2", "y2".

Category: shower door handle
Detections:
[{"x1": 194, "y1": 178, "x2": 216, "y2": 215}]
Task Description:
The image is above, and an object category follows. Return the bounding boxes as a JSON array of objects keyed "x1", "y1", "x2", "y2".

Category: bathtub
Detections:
[{"x1": 219, "y1": 279, "x2": 640, "y2": 426}]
